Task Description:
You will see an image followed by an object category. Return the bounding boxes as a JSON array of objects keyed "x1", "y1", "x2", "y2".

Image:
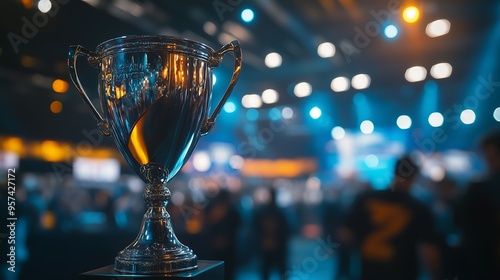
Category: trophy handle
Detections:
[
  {"x1": 201, "y1": 40, "x2": 242, "y2": 135},
  {"x1": 68, "y1": 45, "x2": 110, "y2": 136}
]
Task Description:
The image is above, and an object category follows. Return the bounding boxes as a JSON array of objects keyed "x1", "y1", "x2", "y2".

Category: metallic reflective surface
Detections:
[
  {"x1": 102, "y1": 51, "x2": 210, "y2": 182},
  {"x1": 68, "y1": 35, "x2": 242, "y2": 274}
]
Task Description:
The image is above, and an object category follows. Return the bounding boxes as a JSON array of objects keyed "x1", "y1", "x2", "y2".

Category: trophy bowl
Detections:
[{"x1": 68, "y1": 35, "x2": 241, "y2": 274}]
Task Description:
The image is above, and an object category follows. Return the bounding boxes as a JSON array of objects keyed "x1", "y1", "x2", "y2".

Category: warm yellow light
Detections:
[
  {"x1": 2, "y1": 137, "x2": 24, "y2": 155},
  {"x1": 241, "y1": 158, "x2": 317, "y2": 178},
  {"x1": 50, "y1": 101, "x2": 63, "y2": 114},
  {"x1": 21, "y1": 0, "x2": 34, "y2": 9},
  {"x1": 20, "y1": 55, "x2": 37, "y2": 68},
  {"x1": 40, "y1": 140, "x2": 67, "y2": 162},
  {"x1": 52, "y1": 79, "x2": 69, "y2": 93},
  {"x1": 128, "y1": 118, "x2": 149, "y2": 165},
  {"x1": 185, "y1": 216, "x2": 203, "y2": 234},
  {"x1": 40, "y1": 211, "x2": 56, "y2": 230},
  {"x1": 403, "y1": 6, "x2": 420, "y2": 23}
]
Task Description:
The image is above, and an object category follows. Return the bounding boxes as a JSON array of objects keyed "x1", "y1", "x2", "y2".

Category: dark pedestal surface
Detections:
[{"x1": 79, "y1": 260, "x2": 224, "y2": 280}]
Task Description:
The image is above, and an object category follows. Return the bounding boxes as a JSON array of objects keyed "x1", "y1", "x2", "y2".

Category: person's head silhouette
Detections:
[
  {"x1": 480, "y1": 131, "x2": 500, "y2": 173},
  {"x1": 392, "y1": 154, "x2": 420, "y2": 192}
]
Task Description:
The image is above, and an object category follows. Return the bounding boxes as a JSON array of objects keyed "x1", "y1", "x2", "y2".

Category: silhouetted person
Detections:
[
  {"x1": 455, "y1": 132, "x2": 500, "y2": 279},
  {"x1": 322, "y1": 190, "x2": 351, "y2": 280},
  {"x1": 323, "y1": 174, "x2": 372, "y2": 280},
  {"x1": 429, "y1": 176, "x2": 460, "y2": 279},
  {"x1": 339, "y1": 155, "x2": 441, "y2": 280},
  {"x1": 206, "y1": 189, "x2": 241, "y2": 280},
  {"x1": 254, "y1": 188, "x2": 290, "y2": 280}
]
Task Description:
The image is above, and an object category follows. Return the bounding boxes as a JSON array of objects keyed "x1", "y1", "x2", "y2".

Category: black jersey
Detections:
[
  {"x1": 457, "y1": 172, "x2": 500, "y2": 279},
  {"x1": 345, "y1": 189, "x2": 436, "y2": 280}
]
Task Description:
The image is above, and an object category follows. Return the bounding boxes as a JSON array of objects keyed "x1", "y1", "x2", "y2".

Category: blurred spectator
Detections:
[
  {"x1": 339, "y1": 155, "x2": 441, "y2": 280},
  {"x1": 429, "y1": 176, "x2": 460, "y2": 278},
  {"x1": 323, "y1": 189, "x2": 349, "y2": 280},
  {"x1": 49, "y1": 178, "x2": 91, "y2": 232},
  {"x1": 323, "y1": 174, "x2": 372, "y2": 280},
  {"x1": 455, "y1": 131, "x2": 500, "y2": 279},
  {"x1": 253, "y1": 188, "x2": 290, "y2": 280},
  {"x1": 205, "y1": 189, "x2": 241, "y2": 280}
]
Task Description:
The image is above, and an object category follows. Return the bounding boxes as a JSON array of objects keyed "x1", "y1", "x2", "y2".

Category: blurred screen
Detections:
[{"x1": 73, "y1": 157, "x2": 120, "y2": 183}]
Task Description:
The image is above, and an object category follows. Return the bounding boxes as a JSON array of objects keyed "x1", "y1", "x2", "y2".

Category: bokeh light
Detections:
[
  {"x1": 403, "y1": 6, "x2": 420, "y2": 23},
  {"x1": 309, "y1": 107, "x2": 322, "y2": 119},
  {"x1": 261, "y1": 89, "x2": 279, "y2": 104},
  {"x1": 331, "y1": 126, "x2": 346, "y2": 140},
  {"x1": 426, "y1": 19, "x2": 451, "y2": 38},
  {"x1": 331, "y1": 77, "x2": 350, "y2": 92},
  {"x1": 52, "y1": 79, "x2": 69, "y2": 93},
  {"x1": 351, "y1": 74, "x2": 371, "y2": 90},
  {"x1": 294, "y1": 82, "x2": 312, "y2": 97},
  {"x1": 50, "y1": 101, "x2": 63, "y2": 114},
  {"x1": 317, "y1": 42, "x2": 336, "y2": 58},
  {"x1": 384, "y1": 24, "x2": 399, "y2": 39},
  {"x1": 428, "y1": 112, "x2": 444, "y2": 127},
  {"x1": 494, "y1": 107, "x2": 500, "y2": 122},
  {"x1": 360, "y1": 120, "x2": 374, "y2": 134},
  {"x1": 265, "y1": 52, "x2": 282, "y2": 68},
  {"x1": 241, "y1": 9, "x2": 255, "y2": 23},
  {"x1": 405, "y1": 66, "x2": 427, "y2": 82},
  {"x1": 396, "y1": 115, "x2": 412, "y2": 129},
  {"x1": 430, "y1": 62, "x2": 452, "y2": 79},
  {"x1": 282, "y1": 107, "x2": 294, "y2": 119},
  {"x1": 223, "y1": 101, "x2": 236, "y2": 113},
  {"x1": 460, "y1": 109, "x2": 476, "y2": 124}
]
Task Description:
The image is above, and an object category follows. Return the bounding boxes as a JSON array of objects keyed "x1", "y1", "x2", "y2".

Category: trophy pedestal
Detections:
[{"x1": 79, "y1": 260, "x2": 224, "y2": 280}]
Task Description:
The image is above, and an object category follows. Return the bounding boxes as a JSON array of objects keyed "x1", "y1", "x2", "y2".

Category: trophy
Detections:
[{"x1": 68, "y1": 35, "x2": 241, "y2": 274}]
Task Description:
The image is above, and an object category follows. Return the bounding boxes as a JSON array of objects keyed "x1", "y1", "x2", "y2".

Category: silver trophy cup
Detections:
[{"x1": 68, "y1": 35, "x2": 241, "y2": 274}]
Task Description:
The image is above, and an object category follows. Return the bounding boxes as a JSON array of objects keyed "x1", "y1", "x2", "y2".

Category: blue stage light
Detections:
[
  {"x1": 241, "y1": 9, "x2": 254, "y2": 23},
  {"x1": 384, "y1": 24, "x2": 398, "y2": 39}
]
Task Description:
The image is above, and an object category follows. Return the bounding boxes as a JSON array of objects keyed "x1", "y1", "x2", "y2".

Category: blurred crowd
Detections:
[{"x1": 1, "y1": 131, "x2": 500, "y2": 280}]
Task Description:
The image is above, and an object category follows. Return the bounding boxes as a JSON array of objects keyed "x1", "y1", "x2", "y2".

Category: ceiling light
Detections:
[
  {"x1": 405, "y1": 66, "x2": 427, "y2": 82},
  {"x1": 317, "y1": 42, "x2": 336, "y2": 58},
  {"x1": 331, "y1": 77, "x2": 350, "y2": 92},
  {"x1": 331, "y1": 126, "x2": 345, "y2": 140},
  {"x1": 460, "y1": 109, "x2": 476, "y2": 125},
  {"x1": 52, "y1": 79, "x2": 69, "y2": 93},
  {"x1": 265, "y1": 52, "x2": 282, "y2": 68},
  {"x1": 430, "y1": 62, "x2": 452, "y2": 79},
  {"x1": 494, "y1": 107, "x2": 500, "y2": 122},
  {"x1": 384, "y1": 24, "x2": 399, "y2": 39},
  {"x1": 241, "y1": 9, "x2": 254, "y2": 23},
  {"x1": 402, "y1": 6, "x2": 420, "y2": 23},
  {"x1": 241, "y1": 94, "x2": 262, "y2": 108},
  {"x1": 309, "y1": 107, "x2": 322, "y2": 119},
  {"x1": 360, "y1": 120, "x2": 374, "y2": 134},
  {"x1": 396, "y1": 115, "x2": 412, "y2": 129},
  {"x1": 351, "y1": 74, "x2": 371, "y2": 90},
  {"x1": 261, "y1": 89, "x2": 279, "y2": 104},
  {"x1": 428, "y1": 112, "x2": 444, "y2": 127},
  {"x1": 294, "y1": 82, "x2": 312, "y2": 97},
  {"x1": 38, "y1": 0, "x2": 52, "y2": 13},
  {"x1": 426, "y1": 19, "x2": 451, "y2": 38}
]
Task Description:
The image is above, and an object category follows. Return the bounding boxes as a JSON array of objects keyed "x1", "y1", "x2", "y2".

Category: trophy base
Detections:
[
  {"x1": 79, "y1": 260, "x2": 224, "y2": 280},
  {"x1": 114, "y1": 249, "x2": 198, "y2": 274},
  {"x1": 113, "y1": 204, "x2": 198, "y2": 274}
]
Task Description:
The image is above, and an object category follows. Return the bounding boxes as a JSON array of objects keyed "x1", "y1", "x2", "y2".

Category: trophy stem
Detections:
[{"x1": 114, "y1": 163, "x2": 197, "y2": 274}]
